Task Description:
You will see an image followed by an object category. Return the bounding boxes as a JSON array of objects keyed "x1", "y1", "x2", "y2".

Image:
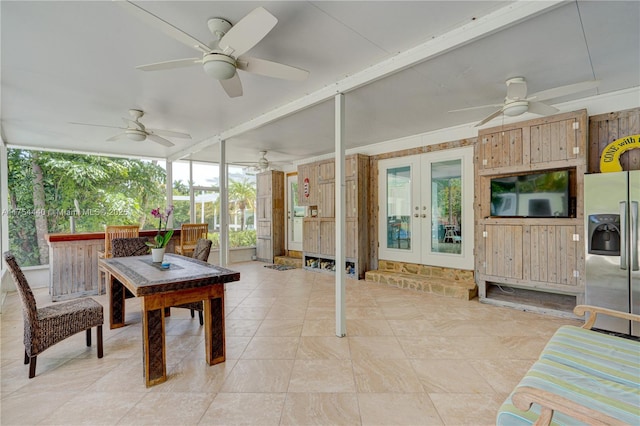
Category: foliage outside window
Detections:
[{"x1": 6, "y1": 150, "x2": 257, "y2": 267}]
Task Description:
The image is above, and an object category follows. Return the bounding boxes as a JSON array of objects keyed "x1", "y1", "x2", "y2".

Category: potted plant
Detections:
[{"x1": 147, "y1": 206, "x2": 174, "y2": 262}]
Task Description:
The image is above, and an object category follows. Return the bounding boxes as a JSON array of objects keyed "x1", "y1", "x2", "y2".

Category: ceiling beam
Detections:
[{"x1": 168, "y1": 0, "x2": 565, "y2": 162}]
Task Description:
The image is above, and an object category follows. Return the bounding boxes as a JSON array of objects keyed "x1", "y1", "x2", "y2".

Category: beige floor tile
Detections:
[
  {"x1": 220, "y1": 359, "x2": 294, "y2": 392},
  {"x1": 296, "y1": 336, "x2": 351, "y2": 359},
  {"x1": 241, "y1": 336, "x2": 300, "y2": 359},
  {"x1": 201, "y1": 392, "x2": 286, "y2": 425},
  {"x1": 281, "y1": 393, "x2": 360, "y2": 425},
  {"x1": 118, "y1": 391, "x2": 216, "y2": 425},
  {"x1": 358, "y1": 393, "x2": 443, "y2": 425},
  {"x1": 288, "y1": 359, "x2": 356, "y2": 392},
  {"x1": 411, "y1": 359, "x2": 495, "y2": 393},
  {"x1": 353, "y1": 358, "x2": 424, "y2": 392},
  {"x1": 0, "y1": 389, "x2": 82, "y2": 425},
  {"x1": 255, "y1": 319, "x2": 304, "y2": 336},
  {"x1": 46, "y1": 391, "x2": 144, "y2": 425},
  {"x1": 349, "y1": 336, "x2": 407, "y2": 359},
  {"x1": 429, "y1": 392, "x2": 506, "y2": 426}
]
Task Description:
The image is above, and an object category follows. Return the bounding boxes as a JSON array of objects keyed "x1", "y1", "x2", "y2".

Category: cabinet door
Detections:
[
  {"x1": 320, "y1": 220, "x2": 336, "y2": 256},
  {"x1": 483, "y1": 224, "x2": 524, "y2": 280},
  {"x1": 529, "y1": 225, "x2": 578, "y2": 286},
  {"x1": 318, "y1": 160, "x2": 335, "y2": 182},
  {"x1": 530, "y1": 118, "x2": 579, "y2": 164},
  {"x1": 478, "y1": 129, "x2": 524, "y2": 170},
  {"x1": 318, "y1": 182, "x2": 335, "y2": 218},
  {"x1": 303, "y1": 219, "x2": 320, "y2": 253},
  {"x1": 345, "y1": 180, "x2": 357, "y2": 218},
  {"x1": 345, "y1": 219, "x2": 357, "y2": 259}
]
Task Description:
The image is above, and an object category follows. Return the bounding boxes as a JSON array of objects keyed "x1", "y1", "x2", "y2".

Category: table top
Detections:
[{"x1": 99, "y1": 253, "x2": 240, "y2": 296}]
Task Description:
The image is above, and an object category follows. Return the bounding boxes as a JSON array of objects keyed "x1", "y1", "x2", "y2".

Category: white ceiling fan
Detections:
[
  {"x1": 232, "y1": 150, "x2": 275, "y2": 173},
  {"x1": 449, "y1": 77, "x2": 600, "y2": 127},
  {"x1": 70, "y1": 109, "x2": 191, "y2": 147},
  {"x1": 118, "y1": 1, "x2": 310, "y2": 98}
]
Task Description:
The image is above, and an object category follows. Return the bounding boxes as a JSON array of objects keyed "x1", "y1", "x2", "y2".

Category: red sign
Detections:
[{"x1": 303, "y1": 177, "x2": 310, "y2": 198}]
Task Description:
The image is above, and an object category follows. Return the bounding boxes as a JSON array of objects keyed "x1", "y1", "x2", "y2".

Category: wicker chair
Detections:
[
  {"x1": 111, "y1": 237, "x2": 149, "y2": 299},
  {"x1": 173, "y1": 238, "x2": 212, "y2": 325},
  {"x1": 3, "y1": 251, "x2": 104, "y2": 378}
]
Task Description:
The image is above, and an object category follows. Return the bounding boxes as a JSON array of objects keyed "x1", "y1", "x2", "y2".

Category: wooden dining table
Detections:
[{"x1": 99, "y1": 253, "x2": 240, "y2": 387}]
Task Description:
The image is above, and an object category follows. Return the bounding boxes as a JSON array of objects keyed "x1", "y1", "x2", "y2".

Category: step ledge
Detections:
[{"x1": 365, "y1": 270, "x2": 477, "y2": 301}]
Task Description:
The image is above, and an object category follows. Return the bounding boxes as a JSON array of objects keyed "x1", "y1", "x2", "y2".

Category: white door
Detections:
[
  {"x1": 287, "y1": 174, "x2": 304, "y2": 252},
  {"x1": 378, "y1": 147, "x2": 474, "y2": 269}
]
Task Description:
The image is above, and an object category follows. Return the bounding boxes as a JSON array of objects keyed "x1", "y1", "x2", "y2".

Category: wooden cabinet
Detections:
[
  {"x1": 475, "y1": 110, "x2": 587, "y2": 307},
  {"x1": 255, "y1": 170, "x2": 284, "y2": 263},
  {"x1": 298, "y1": 154, "x2": 369, "y2": 278}
]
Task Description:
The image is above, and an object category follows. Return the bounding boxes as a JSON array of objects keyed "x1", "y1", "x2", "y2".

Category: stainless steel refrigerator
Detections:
[{"x1": 584, "y1": 171, "x2": 640, "y2": 336}]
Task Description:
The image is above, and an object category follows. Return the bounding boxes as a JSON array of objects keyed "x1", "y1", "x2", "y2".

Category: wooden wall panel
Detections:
[{"x1": 588, "y1": 107, "x2": 640, "y2": 173}]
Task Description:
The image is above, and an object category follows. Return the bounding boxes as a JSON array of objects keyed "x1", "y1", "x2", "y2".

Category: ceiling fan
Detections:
[
  {"x1": 118, "y1": 1, "x2": 310, "y2": 98},
  {"x1": 232, "y1": 151, "x2": 274, "y2": 173},
  {"x1": 70, "y1": 109, "x2": 191, "y2": 147},
  {"x1": 449, "y1": 77, "x2": 600, "y2": 127}
]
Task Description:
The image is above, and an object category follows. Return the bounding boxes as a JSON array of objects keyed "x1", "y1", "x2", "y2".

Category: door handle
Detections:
[
  {"x1": 632, "y1": 201, "x2": 639, "y2": 271},
  {"x1": 621, "y1": 201, "x2": 628, "y2": 270}
]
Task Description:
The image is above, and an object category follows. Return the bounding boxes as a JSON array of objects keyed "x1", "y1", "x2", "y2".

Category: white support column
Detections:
[
  {"x1": 219, "y1": 141, "x2": 229, "y2": 266},
  {"x1": 165, "y1": 160, "x2": 173, "y2": 228},
  {"x1": 1, "y1": 139, "x2": 10, "y2": 298},
  {"x1": 335, "y1": 93, "x2": 346, "y2": 337},
  {"x1": 188, "y1": 160, "x2": 195, "y2": 223}
]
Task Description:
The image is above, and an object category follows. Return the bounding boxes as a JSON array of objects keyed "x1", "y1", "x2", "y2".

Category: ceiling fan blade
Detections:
[
  {"x1": 219, "y1": 72, "x2": 243, "y2": 98},
  {"x1": 147, "y1": 129, "x2": 192, "y2": 139},
  {"x1": 106, "y1": 133, "x2": 129, "y2": 142},
  {"x1": 448, "y1": 103, "x2": 503, "y2": 113},
  {"x1": 69, "y1": 122, "x2": 127, "y2": 130},
  {"x1": 136, "y1": 58, "x2": 202, "y2": 71},
  {"x1": 506, "y1": 78, "x2": 527, "y2": 100},
  {"x1": 475, "y1": 108, "x2": 505, "y2": 127},
  {"x1": 528, "y1": 80, "x2": 600, "y2": 101},
  {"x1": 117, "y1": 1, "x2": 210, "y2": 53},
  {"x1": 237, "y1": 57, "x2": 309, "y2": 81},
  {"x1": 218, "y1": 7, "x2": 277, "y2": 57},
  {"x1": 146, "y1": 134, "x2": 175, "y2": 147},
  {"x1": 527, "y1": 101, "x2": 560, "y2": 116}
]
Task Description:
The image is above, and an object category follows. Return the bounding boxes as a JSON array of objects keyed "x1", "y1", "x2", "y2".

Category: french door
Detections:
[
  {"x1": 287, "y1": 174, "x2": 304, "y2": 251},
  {"x1": 378, "y1": 147, "x2": 474, "y2": 269}
]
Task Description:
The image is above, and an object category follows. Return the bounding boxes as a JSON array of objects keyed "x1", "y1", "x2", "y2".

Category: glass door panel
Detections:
[
  {"x1": 386, "y1": 166, "x2": 412, "y2": 250},
  {"x1": 288, "y1": 175, "x2": 304, "y2": 251},
  {"x1": 430, "y1": 159, "x2": 462, "y2": 255}
]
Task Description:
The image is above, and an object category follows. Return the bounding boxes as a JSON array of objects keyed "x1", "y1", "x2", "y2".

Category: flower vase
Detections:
[{"x1": 151, "y1": 248, "x2": 165, "y2": 263}]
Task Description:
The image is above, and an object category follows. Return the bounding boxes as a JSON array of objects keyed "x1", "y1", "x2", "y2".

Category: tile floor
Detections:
[{"x1": 0, "y1": 261, "x2": 581, "y2": 425}]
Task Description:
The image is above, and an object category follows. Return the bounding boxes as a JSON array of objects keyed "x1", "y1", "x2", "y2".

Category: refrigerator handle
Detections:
[
  {"x1": 633, "y1": 201, "x2": 639, "y2": 271},
  {"x1": 621, "y1": 201, "x2": 628, "y2": 270}
]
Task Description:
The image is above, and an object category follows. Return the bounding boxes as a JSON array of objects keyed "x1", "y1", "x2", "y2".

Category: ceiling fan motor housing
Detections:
[
  {"x1": 203, "y1": 54, "x2": 236, "y2": 79},
  {"x1": 125, "y1": 129, "x2": 147, "y2": 142}
]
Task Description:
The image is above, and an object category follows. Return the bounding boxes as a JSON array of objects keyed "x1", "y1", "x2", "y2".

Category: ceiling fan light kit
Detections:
[
  {"x1": 125, "y1": 129, "x2": 147, "y2": 142},
  {"x1": 503, "y1": 101, "x2": 529, "y2": 117},
  {"x1": 203, "y1": 54, "x2": 236, "y2": 79}
]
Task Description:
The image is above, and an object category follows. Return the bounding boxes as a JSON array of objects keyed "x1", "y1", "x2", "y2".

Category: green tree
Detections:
[
  {"x1": 7, "y1": 149, "x2": 167, "y2": 266},
  {"x1": 228, "y1": 178, "x2": 256, "y2": 231}
]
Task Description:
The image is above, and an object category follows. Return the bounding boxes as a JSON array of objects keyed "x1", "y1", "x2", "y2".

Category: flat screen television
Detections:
[{"x1": 490, "y1": 170, "x2": 570, "y2": 218}]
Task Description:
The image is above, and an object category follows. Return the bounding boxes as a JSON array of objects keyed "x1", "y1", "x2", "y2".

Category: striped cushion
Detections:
[
  {"x1": 497, "y1": 326, "x2": 640, "y2": 426},
  {"x1": 541, "y1": 326, "x2": 640, "y2": 388}
]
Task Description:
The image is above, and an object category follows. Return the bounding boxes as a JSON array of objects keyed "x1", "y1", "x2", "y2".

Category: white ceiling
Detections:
[{"x1": 2, "y1": 1, "x2": 639, "y2": 169}]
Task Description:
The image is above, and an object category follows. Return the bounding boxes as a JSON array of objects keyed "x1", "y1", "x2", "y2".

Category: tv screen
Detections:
[{"x1": 490, "y1": 170, "x2": 569, "y2": 218}]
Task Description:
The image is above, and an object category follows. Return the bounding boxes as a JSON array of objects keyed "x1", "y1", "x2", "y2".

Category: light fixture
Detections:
[
  {"x1": 503, "y1": 100, "x2": 529, "y2": 117},
  {"x1": 203, "y1": 54, "x2": 236, "y2": 80},
  {"x1": 125, "y1": 130, "x2": 146, "y2": 142}
]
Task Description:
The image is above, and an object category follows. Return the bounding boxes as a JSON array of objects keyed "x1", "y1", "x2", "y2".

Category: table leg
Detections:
[
  {"x1": 142, "y1": 301, "x2": 167, "y2": 387},
  {"x1": 204, "y1": 287, "x2": 225, "y2": 365},
  {"x1": 109, "y1": 275, "x2": 126, "y2": 329}
]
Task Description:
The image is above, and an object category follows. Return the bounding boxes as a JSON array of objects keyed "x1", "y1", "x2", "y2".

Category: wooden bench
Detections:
[{"x1": 497, "y1": 305, "x2": 640, "y2": 426}]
